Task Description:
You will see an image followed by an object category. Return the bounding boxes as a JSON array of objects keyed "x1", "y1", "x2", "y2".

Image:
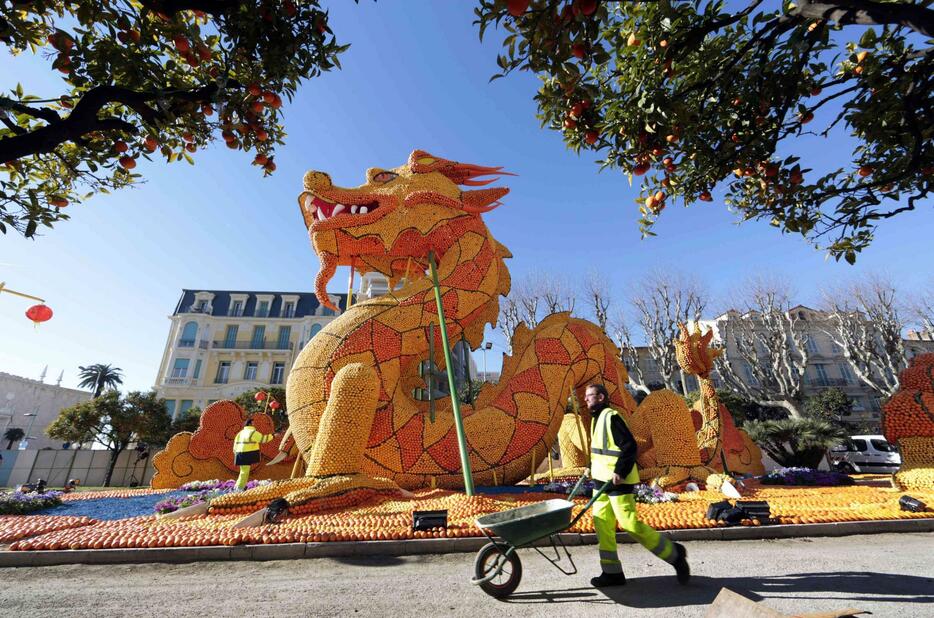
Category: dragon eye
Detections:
[{"x1": 372, "y1": 171, "x2": 398, "y2": 183}]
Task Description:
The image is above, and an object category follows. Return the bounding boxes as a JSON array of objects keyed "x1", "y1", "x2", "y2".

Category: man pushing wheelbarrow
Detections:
[
  {"x1": 471, "y1": 383, "x2": 690, "y2": 598},
  {"x1": 584, "y1": 383, "x2": 690, "y2": 588}
]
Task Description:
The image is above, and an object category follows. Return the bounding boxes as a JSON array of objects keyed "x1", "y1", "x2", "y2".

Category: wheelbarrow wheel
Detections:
[{"x1": 474, "y1": 542, "x2": 522, "y2": 598}]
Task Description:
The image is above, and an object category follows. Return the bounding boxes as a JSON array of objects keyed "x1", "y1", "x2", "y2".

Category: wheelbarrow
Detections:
[{"x1": 470, "y1": 473, "x2": 611, "y2": 598}]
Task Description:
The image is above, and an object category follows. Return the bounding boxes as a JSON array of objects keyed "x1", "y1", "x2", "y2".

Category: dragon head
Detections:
[{"x1": 298, "y1": 149, "x2": 513, "y2": 309}]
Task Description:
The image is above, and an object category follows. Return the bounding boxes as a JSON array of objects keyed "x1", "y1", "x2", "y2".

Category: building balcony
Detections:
[
  {"x1": 178, "y1": 339, "x2": 195, "y2": 348},
  {"x1": 165, "y1": 377, "x2": 192, "y2": 386},
  {"x1": 212, "y1": 340, "x2": 294, "y2": 351}
]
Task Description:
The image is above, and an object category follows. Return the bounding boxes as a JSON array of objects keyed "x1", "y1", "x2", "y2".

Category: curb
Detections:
[{"x1": 1, "y1": 518, "x2": 932, "y2": 567}]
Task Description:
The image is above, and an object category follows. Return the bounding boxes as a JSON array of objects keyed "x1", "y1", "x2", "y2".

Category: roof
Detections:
[{"x1": 172, "y1": 289, "x2": 348, "y2": 318}]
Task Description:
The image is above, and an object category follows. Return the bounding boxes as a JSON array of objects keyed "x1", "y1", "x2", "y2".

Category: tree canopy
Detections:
[
  {"x1": 1, "y1": 0, "x2": 347, "y2": 237},
  {"x1": 47, "y1": 390, "x2": 171, "y2": 485},
  {"x1": 77, "y1": 362, "x2": 124, "y2": 397},
  {"x1": 476, "y1": 0, "x2": 933, "y2": 262}
]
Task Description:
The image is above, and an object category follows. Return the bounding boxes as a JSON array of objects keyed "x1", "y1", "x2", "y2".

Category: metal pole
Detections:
[
  {"x1": 427, "y1": 251, "x2": 474, "y2": 496},
  {"x1": 482, "y1": 348, "x2": 487, "y2": 382}
]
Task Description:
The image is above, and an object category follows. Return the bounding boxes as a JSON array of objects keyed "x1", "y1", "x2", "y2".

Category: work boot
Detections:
[
  {"x1": 590, "y1": 571, "x2": 626, "y2": 588},
  {"x1": 673, "y1": 542, "x2": 690, "y2": 585}
]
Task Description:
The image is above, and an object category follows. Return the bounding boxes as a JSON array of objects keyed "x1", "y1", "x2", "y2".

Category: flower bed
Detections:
[
  {"x1": 155, "y1": 480, "x2": 271, "y2": 514},
  {"x1": 541, "y1": 479, "x2": 678, "y2": 504},
  {"x1": 761, "y1": 467, "x2": 855, "y2": 487},
  {"x1": 0, "y1": 491, "x2": 63, "y2": 515}
]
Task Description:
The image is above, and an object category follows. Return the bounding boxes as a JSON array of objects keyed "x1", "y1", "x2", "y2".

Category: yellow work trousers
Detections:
[
  {"x1": 235, "y1": 465, "x2": 251, "y2": 490},
  {"x1": 592, "y1": 492, "x2": 678, "y2": 574}
]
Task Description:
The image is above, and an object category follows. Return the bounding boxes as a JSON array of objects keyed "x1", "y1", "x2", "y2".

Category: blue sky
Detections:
[{"x1": 1, "y1": 2, "x2": 931, "y2": 393}]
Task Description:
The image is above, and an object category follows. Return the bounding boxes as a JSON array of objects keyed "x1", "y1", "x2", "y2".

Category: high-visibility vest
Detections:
[
  {"x1": 233, "y1": 427, "x2": 266, "y2": 453},
  {"x1": 590, "y1": 407, "x2": 640, "y2": 484}
]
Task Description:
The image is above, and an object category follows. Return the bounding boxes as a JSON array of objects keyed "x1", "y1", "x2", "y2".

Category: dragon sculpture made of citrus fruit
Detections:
[{"x1": 154, "y1": 150, "x2": 763, "y2": 512}]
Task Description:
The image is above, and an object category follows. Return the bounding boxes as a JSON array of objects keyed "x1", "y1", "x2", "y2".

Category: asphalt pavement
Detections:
[{"x1": 1, "y1": 532, "x2": 932, "y2": 617}]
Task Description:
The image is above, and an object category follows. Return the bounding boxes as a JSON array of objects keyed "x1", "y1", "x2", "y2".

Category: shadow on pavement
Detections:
[
  {"x1": 503, "y1": 571, "x2": 934, "y2": 607},
  {"x1": 331, "y1": 555, "x2": 407, "y2": 567}
]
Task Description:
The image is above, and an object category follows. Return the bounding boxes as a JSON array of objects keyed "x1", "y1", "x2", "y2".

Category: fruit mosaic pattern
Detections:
[
  {"x1": 151, "y1": 401, "x2": 296, "y2": 489},
  {"x1": 676, "y1": 324, "x2": 765, "y2": 476},
  {"x1": 5, "y1": 483, "x2": 932, "y2": 551},
  {"x1": 882, "y1": 353, "x2": 934, "y2": 491}
]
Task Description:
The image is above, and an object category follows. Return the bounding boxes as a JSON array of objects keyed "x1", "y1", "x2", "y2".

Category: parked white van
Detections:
[{"x1": 829, "y1": 435, "x2": 901, "y2": 474}]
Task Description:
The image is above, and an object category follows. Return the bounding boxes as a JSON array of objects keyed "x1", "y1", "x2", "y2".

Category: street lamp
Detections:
[
  {"x1": 482, "y1": 342, "x2": 493, "y2": 382},
  {"x1": 18, "y1": 412, "x2": 37, "y2": 450}
]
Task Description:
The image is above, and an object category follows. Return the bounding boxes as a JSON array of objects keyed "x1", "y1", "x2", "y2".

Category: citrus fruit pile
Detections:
[
  {"x1": 4, "y1": 481, "x2": 932, "y2": 551},
  {"x1": 0, "y1": 515, "x2": 97, "y2": 543}
]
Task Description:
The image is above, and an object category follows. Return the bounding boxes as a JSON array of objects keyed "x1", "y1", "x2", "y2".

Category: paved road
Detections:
[{"x1": 1, "y1": 533, "x2": 932, "y2": 617}]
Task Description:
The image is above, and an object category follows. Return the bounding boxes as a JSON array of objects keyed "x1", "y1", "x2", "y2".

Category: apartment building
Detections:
[{"x1": 154, "y1": 289, "x2": 347, "y2": 419}]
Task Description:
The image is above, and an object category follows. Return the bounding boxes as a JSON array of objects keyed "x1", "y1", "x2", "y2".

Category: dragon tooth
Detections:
[
  {"x1": 302, "y1": 193, "x2": 316, "y2": 212},
  {"x1": 316, "y1": 208, "x2": 326, "y2": 221},
  {"x1": 351, "y1": 205, "x2": 359, "y2": 214},
  {"x1": 333, "y1": 204, "x2": 346, "y2": 216},
  {"x1": 360, "y1": 206, "x2": 369, "y2": 215}
]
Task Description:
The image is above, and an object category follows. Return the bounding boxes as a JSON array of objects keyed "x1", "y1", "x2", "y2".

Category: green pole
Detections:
[{"x1": 427, "y1": 251, "x2": 475, "y2": 496}]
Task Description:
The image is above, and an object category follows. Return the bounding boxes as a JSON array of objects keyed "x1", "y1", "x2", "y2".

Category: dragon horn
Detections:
[
  {"x1": 462, "y1": 177, "x2": 497, "y2": 187},
  {"x1": 462, "y1": 187, "x2": 509, "y2": 213}
]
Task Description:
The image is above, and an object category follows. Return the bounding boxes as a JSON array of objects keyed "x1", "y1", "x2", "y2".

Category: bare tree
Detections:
[
  {"x1": 905, "y1": 281, "x2": 934, "y2": 338},
  {"x1": 583, "y1": 271, "x2": 611, "y2": 332},
  {"x1": 540, "y1": 274, "x2": 576, "y2": 315},
  {"x1": 498, "y1": 272, "x2": 553, "y2": 354},
  {"x1": 714, "y1": 280, "x2": 809, "y2": 417},
  {"x1": 632, "y1": 271, "x2": 707, "y2": 392},
  {"x1": 609, "y1": 313, "x2": 649, "y2": 394},
  {"x1": 498, "y1": 297, "x2": 523, "y2": 355},
  {"x1": 822, "y1": 277, "x2": 907, "y2": 398}
]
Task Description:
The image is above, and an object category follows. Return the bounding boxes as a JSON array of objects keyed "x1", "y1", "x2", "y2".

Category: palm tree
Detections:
[
  {"x1": 77, "y1": 364, "x2": 124, "y2": 398},
  {"x1": 4, "y1": 427, "x2": 25, "y2": 450},
  {"x1": 744, "y1": 417, "x2": 848, "y2": 469}
]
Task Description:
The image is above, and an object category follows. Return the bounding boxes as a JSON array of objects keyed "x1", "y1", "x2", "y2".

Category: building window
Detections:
[
  {"x1": 271, "y1": 362, "x2": 285, "y2": 384},
  {"x1": 839, "y1": 363, "x2": 854, "y2": 383},
  {"x1": 171, "y1": 358, "x2": 190, "y2": 378},
  {"x1": 179, "y1": 321, "x2": 198, "y2": 347},
  {"x1": 805, "y1": 336, "x2": 820, "y2": 354},
  {"x1": 814, "y1": 364, "x2": 829, "y2": 384},
  {"x1": 223, "y1": 325, "x2": 238, "y2": 348},
  {"x1": 164, "y1": 400, "x2": 177, "y2": 419},
  {"x1": 282, "y1": 301, "x2": 295, "y2": 318},
  {"x1": 277, "y1": 325, "x2": 291, "y2": 350},
  {"x1": 322, "y1": 305, "x2": 335, "y2": 316},
  {"x1": 244, "y1": 362, "x2": 258, "y2": 381},
  {"x1": 192, "y1": 359, "x2": 202, "y2": 380},
  {"x1": 230, "y1": 300, "x2": 244, "y2": 317},
  {"x1": 256, "y1": 300, "x2": 270, "y2": 317},
  {"x1": 251, "y1": 325, "x2": 266, "y2": 349},
  {"x1": 309, "y1": 323, "x2": 323, "y2": 339},
  {"x1": 179, "y1": 400, "x2": 193, "y2": 415},
  {"x1": 215, "y1": 361, "x2": 231, "y2": 384},
  {"x1": 194, "y1": 300, "x2": 207, "y2": 312}
]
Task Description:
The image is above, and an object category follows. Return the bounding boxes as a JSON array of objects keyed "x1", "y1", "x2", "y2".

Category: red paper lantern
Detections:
[
  {"x1": 254, "y1": 390, "x2": 267, "y2": 402},
  {"x1": 269, "y1": 400, "x2": 281, "y2": 411},
  {"x1": 25, "y1": 304, "x2": 53, "y2": 324}
]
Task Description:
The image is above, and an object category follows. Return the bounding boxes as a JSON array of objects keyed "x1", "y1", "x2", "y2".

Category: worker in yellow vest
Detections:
[
  {"x1": 584, "y1": 383, "x2": 691, "y2": 587},
  {"x1": 233, "y1": 418, "x2": 274, "y2": 490}
]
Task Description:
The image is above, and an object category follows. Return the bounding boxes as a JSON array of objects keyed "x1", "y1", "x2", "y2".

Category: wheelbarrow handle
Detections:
[
  {"x1": 568, "y1": 479, "x2": 613, "y2": 529},
  {"x1": 566, "y1": 471, "x2": 590, "y2": 501}
]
